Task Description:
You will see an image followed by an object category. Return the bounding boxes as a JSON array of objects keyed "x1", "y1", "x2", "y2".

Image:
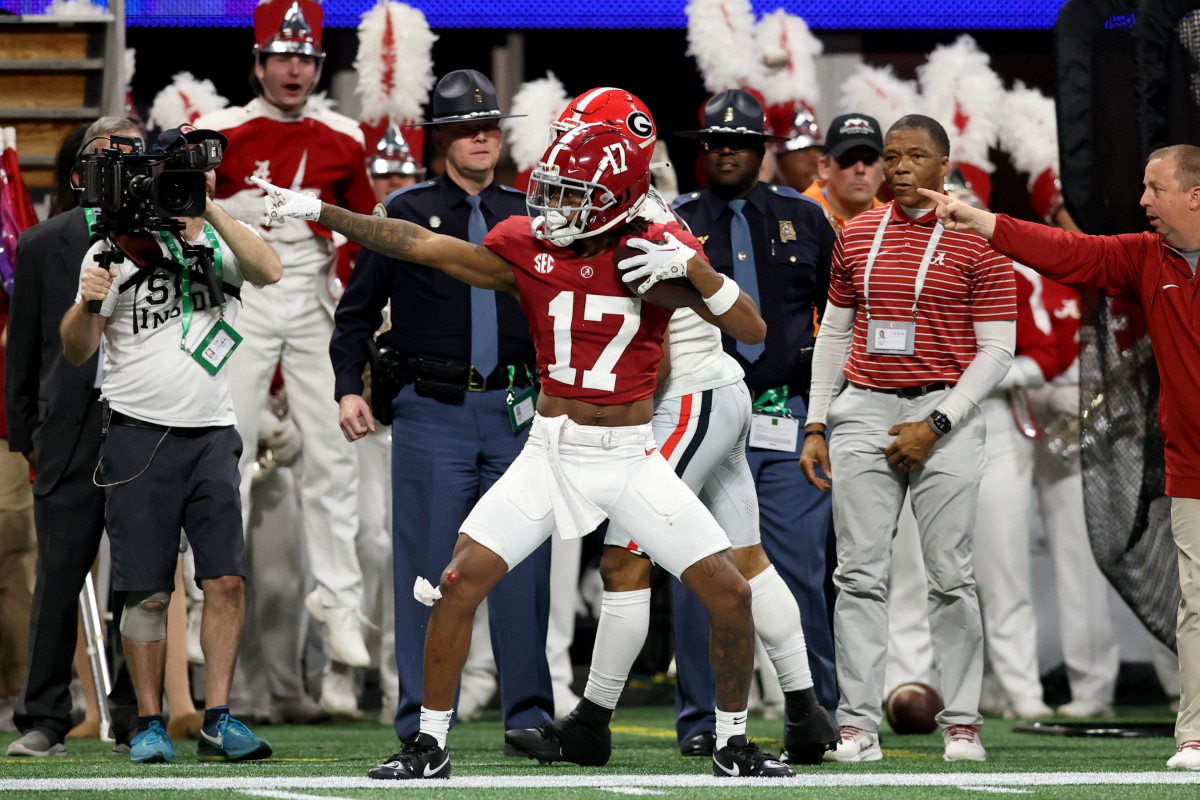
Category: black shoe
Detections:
[
  {"x1": 679, "y1": 731, "x2": 716, "y2": 757},
  {"x1": 504, "y1": 710, "x2": 611, "y2": 767},
  {"x1": 368, "y1": 732, "x2": 451, "y2": 780},
  {"x1": 781, "y1": 688, "x2": 840, "y2": 765},
  {"x1": 712, "y1": 735, "x2": 795, "y2": 778}
]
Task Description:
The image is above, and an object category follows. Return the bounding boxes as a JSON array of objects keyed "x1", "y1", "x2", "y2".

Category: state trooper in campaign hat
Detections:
[
  {"x1": 677, "y1": 89, "x2": 788, "y2": 141},
  {"x1": 416, "y1": 69, "x2": 525, "y2": 126}
]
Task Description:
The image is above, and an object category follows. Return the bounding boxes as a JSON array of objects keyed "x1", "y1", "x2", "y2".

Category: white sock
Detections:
[
  {"x1": 582, "y1": 589, "x2": 651, "y2": 710},
  {"x1": 714, "y1": 708, "x2": 748, "y2": 750},
  {"x1": 749, "y1": 566, "x2": 812, "y2": 692},
  {"x1": 419, "y1": 706, "x2": 453, "y2": 749}
]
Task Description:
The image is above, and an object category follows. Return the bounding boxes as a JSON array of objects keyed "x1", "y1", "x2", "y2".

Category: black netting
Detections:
[
  {"x1": 1054, "y1": 0, "x2": 1200, "y2": 652},
  {"x1": 1077, "y1": 299, "x2": 1177, "y2": 649}
]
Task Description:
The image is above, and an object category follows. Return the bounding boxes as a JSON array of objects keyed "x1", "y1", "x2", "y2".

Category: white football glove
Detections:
[
  {"x1": 618, "y1": 231, "x2": 696, "y2": 295},
  {"x1": 250, "y1": 176, "x2": 322, "y2": 223}
]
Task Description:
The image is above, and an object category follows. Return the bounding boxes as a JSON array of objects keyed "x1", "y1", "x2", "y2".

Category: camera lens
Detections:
[{"x1": 155, "y1": 173, "x2": 206, "y2": 217}]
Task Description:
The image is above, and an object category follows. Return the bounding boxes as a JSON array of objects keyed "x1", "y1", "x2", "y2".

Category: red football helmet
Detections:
[
  {"x1": 551, "y1": 87, "x2": 657, "y2": 152},
  {"x1": 527, "y1": 123, "x2": 650, "y2": 247}
]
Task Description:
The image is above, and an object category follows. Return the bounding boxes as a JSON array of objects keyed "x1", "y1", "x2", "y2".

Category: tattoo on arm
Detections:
[{"x1": 321, "y1": 205, "x2": 420, "y2": 260}]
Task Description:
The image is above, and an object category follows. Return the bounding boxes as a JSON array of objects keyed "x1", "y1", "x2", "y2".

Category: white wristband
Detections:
[{"x1": 702, "y1": 274, "x2": 740, "y2": 316}]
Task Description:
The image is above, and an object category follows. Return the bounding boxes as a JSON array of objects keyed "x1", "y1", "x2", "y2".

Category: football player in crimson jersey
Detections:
[
  {"x1": 510, "y1": 88, "x2": 840, "y2": 766},
  {"x1": 255, "y1": 124, "x2": 798, "y2": 780}
]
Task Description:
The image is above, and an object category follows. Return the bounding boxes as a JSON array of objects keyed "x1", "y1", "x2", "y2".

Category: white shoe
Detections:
[
  {"x1": 942, "y1": 724, "x2": 987, "y2": 761},
  {"x1": 823, "y1": 726, "x2": 882, "y2": 762},
  {"x1": 1056, "y1": 697, "x2": 1114, "y2": 718},
  {"x1": 319, "y1": 664, "x2": 362, "y2": 719},
  {"x1": 1009, "y1": 700, "x2": 1054, "y2": 720},
  {"x1": 305, "y1": 591, "x2": 371, "y2": 667},
  {"x1": 1167, "y1": 740, "x2": 1200, "y2": 770}
]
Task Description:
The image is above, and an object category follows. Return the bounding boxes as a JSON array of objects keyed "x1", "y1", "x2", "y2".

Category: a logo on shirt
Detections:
[
  {"x1": 930, "y1": 251, "x2": 946, "y2": 267},
  {"x1": 581, "y1": 266, "x2": 594, "y2": 279},
  {"x1": 1054, "y1": 298, "x2": 1081, "y2": 319},
  {"x1": 533, "y1": 253, "x2": 555, "y2": 274},
  {"x1": 779, "y1": 220, "x2": 796, "y2": 243}
]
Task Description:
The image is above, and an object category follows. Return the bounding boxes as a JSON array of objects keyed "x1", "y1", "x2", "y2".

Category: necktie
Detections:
[
  {"x1": 728, "y1": 198, "x2": 765, "y2": 362},
  {"x1": 465, "y1": 195, "x2": 497, "y2": 377}
]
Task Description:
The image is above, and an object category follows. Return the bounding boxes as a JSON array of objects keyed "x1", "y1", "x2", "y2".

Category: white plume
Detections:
[
  {"x1": 917, "y1": 35, "x2": 1003, "y2": 171},
  {"x1": 305, "y1": 91, "x2": 337, "y2": 114},
  {"x1": 838, "y1": 63, "x2": 921, "y2": 134},
  {"x1": 686, "y1": 0, "x2": 764, "y2": 93},
  {"x1": 355, "y1": 0, "x2": 437, "y2": 125},
  {"x1": 752, "y1": 10, "x2": 822, "y2": 107},
  {"x1": 502, "y1": 73, "x2": 570, "y2": 172},
  {"x1": 998, "y1": 82, "x2": 1059, "y2": 182},
  {"x1": 148, "y1": 72, "x2": 229, "y2": 129}
]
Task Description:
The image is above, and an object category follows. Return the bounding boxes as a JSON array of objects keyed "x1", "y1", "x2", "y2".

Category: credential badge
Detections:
[{"x1": 779, "y1": 221, "x2": 797, "y2": 242}]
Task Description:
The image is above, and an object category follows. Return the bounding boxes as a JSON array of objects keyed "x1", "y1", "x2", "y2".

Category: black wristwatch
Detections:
[{"x1": 927, "y1": 410, "x2": 952, "y2": 437}]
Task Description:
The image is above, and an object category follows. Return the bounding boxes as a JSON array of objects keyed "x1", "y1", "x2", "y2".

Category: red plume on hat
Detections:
[
  {"x1": 998, "y1": 82, "x2": 1064, "y2": 224},
  {"x1": 752, "y1": 10, "x2": 822, "y2": 144},
  {"x1": 917, "y1": 35, "x2": 1002, "y2": 208},
  {"x1": 354, "y1": 0, "x2": 436, "y2": 127},
  {"x1": 254, "y1": 0, "x2": 325, "y2": 60}
]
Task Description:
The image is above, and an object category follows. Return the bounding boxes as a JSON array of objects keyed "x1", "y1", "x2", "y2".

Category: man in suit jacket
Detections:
[{"x1": 4, "y1": 117, "x2": 141, "y2": 757}]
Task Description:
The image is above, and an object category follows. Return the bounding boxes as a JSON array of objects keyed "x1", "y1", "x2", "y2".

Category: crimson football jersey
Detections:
[{"x1": 484, "y1": 217, "x2": 701, "y2": 404}]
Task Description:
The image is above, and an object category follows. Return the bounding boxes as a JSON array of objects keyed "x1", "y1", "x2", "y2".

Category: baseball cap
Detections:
[
  {"x1": 824, "y1": 114, "x2": 884, "y2": 159},
  {"x1": 149, "y1": 124, "x2": 228, "y2": 155}
]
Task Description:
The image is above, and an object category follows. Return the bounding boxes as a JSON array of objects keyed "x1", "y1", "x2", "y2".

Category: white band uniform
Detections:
[{"x1": 459, "y1": 412, "x2": 732, "y2": 579}]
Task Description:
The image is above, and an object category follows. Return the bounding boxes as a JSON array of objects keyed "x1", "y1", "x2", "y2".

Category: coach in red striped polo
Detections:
[{"x1": 797, "y1": 115, "x2": 1017, "y2": 764}]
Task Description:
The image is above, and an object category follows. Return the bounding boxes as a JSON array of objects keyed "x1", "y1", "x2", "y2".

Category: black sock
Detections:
[
  {"x1": 784, "y1": 687, "x2": 819, "y2": 719},
  {"x1": 137, "y1": 714, "x2": 165, "y2": 733},
  {"x1": 203, "y1": 705, "x2": 229, "y2": 731},
  {"x1": 572, "y1": 697, "x2": 614, "y2": 727}
]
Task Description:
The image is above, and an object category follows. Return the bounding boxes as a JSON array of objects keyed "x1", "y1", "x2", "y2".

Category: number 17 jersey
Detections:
[{"x1": 483, "y1": 216, "x2": 691, "y2": 405}]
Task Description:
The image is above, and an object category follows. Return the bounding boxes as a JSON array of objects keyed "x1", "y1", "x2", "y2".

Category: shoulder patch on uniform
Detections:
[
  {"x1": 769, "y1": 184, "x2": 804, "y2": 200},
  {"x1": 671, "y1": 192, "x2": 701, "y2": 210}
]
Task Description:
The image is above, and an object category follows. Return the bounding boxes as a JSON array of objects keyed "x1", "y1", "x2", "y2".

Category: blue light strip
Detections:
[{"x1": 1, "y1": 0, "x2": 1068, "y2": 30}]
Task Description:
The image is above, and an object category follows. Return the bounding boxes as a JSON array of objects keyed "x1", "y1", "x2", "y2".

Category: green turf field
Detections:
[{"x1": 2, "y1": 705, "x2": 1198, "y2": 799}]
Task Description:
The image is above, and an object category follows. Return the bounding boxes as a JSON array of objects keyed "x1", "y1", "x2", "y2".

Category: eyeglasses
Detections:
[{"x1": 700, "y1": 135, "x2": 763, "y2": 153}]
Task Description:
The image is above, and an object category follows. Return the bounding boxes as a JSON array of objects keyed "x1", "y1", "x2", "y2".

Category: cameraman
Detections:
[{"x1": 59, "y1": 126, "x2": 281, "y2": 765}]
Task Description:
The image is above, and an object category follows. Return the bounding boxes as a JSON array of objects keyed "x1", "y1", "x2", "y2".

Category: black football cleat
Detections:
[
  {"x1": 679, "y1": 731, "x2": 716, "y2": 757},
  {"x1": 503, "y1": 709, "x2": 611, "y2": 767},
  {"x1": 781, "y1": 688, "x2": 840, "y2": 765},
  {"x1": 368, "y1": 732, "x2": 450, "y2": 780},
  {"x1": 712, "y1": 735, "x2": 795, "y2": 777}
]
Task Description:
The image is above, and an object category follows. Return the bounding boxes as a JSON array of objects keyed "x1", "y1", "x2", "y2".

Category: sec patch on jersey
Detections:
[{"x1": 613, "y1": 240, "x2": 702, "y2": 310}]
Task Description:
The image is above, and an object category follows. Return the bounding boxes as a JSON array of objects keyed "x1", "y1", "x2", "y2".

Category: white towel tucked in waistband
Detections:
[{"x1": 537, "y1": 414, "x2": 607, "y2": 540}]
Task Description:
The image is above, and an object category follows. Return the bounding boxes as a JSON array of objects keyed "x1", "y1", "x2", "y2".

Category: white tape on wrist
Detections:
[{"x1": 702, "y1": 274, "x2": 740, "y2": 316}]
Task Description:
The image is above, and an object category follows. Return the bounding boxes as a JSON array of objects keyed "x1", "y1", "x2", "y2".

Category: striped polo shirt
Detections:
[{"x1": 829, "y1": 202, "x2": 1017, "y2": 389}]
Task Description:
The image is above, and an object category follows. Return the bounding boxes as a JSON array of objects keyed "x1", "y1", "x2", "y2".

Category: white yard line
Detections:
[
  {"x1": 1, "y1": 773, "x2": 1198, "y2": 791},
  {"x1": 238, "y1": 792, "x2": 364, "y2": 800}
]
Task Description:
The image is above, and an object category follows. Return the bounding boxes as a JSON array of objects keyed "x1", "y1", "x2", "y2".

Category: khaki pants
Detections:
[
  {"x1": 1170, "y1": 498, "x2": 1200, "y2": 743},
  {"x1": 0, "y1": 441, "x2": 35, "y2": 697}
]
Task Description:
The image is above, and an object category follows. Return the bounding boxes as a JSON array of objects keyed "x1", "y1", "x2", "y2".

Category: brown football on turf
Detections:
[
  {"x1": 885, "y1": 682, "x2": 944, "y2": 735},
  {"x1": 613, "y1": 240, "x2": 703, "y2": 310}
]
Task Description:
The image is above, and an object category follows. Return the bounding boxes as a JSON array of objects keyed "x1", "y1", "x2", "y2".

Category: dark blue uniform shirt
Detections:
[
  {"x1": 330, "y1": 174, "x2": 535, "y2": 399},
  {"x1": 672, "y1": 182, "x2": 833, "y2": 393}
]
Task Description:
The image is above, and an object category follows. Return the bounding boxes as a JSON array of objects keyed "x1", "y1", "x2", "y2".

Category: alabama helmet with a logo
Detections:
[
  {"x1": 551, "y1": 87, "x2": 657, "y2": 152},
  {"x1": 527, "y1": 123, "x2": 650, "y2": 247}
]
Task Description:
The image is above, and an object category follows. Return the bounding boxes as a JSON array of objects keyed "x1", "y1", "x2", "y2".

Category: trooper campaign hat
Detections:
[
  {"x1": 415, "y1": 69, "x2": 525, "y2": 126},
  {"x1": 676, "y1": 89, "x2": 787, "y2": 141}
]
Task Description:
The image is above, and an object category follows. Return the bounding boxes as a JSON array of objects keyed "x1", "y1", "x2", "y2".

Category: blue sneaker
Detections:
[
  {"x1": 130, "y1": 720, "x2": 175, "y2": 764},
  {"x1": 198, "y1": 712, "x2": 272, "y2": 762}
]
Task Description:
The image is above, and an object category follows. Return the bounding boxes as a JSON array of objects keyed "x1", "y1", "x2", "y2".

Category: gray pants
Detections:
[{"x1": 828, "y1": 384, "x2": 985, "y2": 732}]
